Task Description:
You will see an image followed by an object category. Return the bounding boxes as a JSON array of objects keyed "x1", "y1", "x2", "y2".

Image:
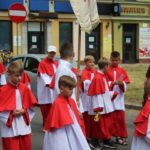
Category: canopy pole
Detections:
[{"x1": 76, "y1": 26, "x2": 81, "y2": 103}]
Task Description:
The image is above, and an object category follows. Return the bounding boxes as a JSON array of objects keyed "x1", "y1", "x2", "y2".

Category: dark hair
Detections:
[
  {"x1": 98, "y1": 58, "x2": 109, "y2": 69},
  {"x1": 145, "y1": 79, "x2": 150, "y2": 96},
  {"x1": 111, "y1": 51, "x2": 120, "y2": 58},
  {"x1": 142, "y1": 66, "x2": 150, "y2": 106},
  {"x1": 146, "y1": 66, "x2": 150, "y2": 78},
  {"x1": 58, "y1": 75, "x2": 76, "y2": 89},
  {"x1": 7, "y1": 61, "x2": 23, "y2": 75},
  {"x1": 59, "y1": 42, "x2": 74, "y2": 59}
]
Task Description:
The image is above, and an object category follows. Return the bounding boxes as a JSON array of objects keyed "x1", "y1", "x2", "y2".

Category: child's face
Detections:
[
  {"x1": 8, "y1": 73, "x2": 22, "y2": 85},
  {"x1": 85, "y1": 59, "x2": 95, "y2": 69},
  {"x1": 110, "y1": 56, "x2": 120, "y2": 67},
  {"x1": 60, "y1": 86, "x2": 73, "y2": 98}
]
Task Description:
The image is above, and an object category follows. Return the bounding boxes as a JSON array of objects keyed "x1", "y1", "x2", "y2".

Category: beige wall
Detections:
[{"x1": 101, "y1": 20, "x2": 112, "y2": 59}]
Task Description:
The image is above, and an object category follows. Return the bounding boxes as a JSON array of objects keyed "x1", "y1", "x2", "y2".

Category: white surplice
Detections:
[
  {"x1": 89, "y1": 71, "x2": 114, "y2": 115},
  {"x1": 0, "y1": 74, "x2": 6, "y2": 86},
  {"x1": 0, "y1": 89, "x2": 35, "y2": 137},
  {"x1": 43, "y1": 105, "x2": 90, "y2": 150},
  {"x1": 37, "y1": 63, "x2": 57, "y2": 104}
]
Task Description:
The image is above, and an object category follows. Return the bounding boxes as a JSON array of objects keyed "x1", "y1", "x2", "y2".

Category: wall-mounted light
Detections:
[
  {"x1": 105, "y1": 22, "x2": 110, "y2": 29},
  {"x1": 118, "y1": 23, "x2": 122, "y2": 29}
]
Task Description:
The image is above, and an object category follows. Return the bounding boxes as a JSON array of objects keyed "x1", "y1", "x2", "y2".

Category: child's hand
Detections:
[
  {"x1": 20, "y1": 108, "x2": 25, "y2": 114},
  {"x1": 114, "y1": 80, "x2": 123, "y2": 85},
  {"x1": 13, "y1": 110, "x2": 21, "y2": 116},
  {"x1": 79, "y1": 111, "x2": 83, "y2": 119},
  {"x1": 117, "y1": 80, "x2": 123, "y2": 85},
  {"x1": 13, "y1": 109, "x2": 25, "y2": 115},
  {"x1": 76, "y1": 70, "x2": 82, "y2": 77}
]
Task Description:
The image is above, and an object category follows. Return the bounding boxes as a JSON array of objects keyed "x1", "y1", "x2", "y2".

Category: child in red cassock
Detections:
[
  {"x1": 88, "y1": 58, "x2": 117, "y2": 149},
  {"x1": 131, "y1": 78, "x2": 150, "y2": 150},
  {"x1": 81, "y1": 55, "x2": 96, "y2": 141},
  {"x1": 43, "y1": 75, "x2": 90, "y2": 150},
  {"x1": 0, "y1": 61, "x2": 37, "y2": 150},
  {"x1": 105, "y1": 51, "x2": 130, "y2": 145}
]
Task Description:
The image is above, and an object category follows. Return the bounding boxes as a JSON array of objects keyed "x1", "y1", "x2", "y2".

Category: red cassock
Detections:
[
  {"x1": 43, "y1": 94, "x2": 86, "y2": 136},
  {"x1": 88, "y1": 72, "x2": 115, "y2": 139},
  {"x1": 105, "y1": 64, "x2": 130, "y2": 91},
  {"x1": 105, "y1": 64, "x2": 129, "y2": 137},
  {"x1": 0, "y1": 82, "x2": 37, "y2": 150},
  {"x1": 81, "y1": 68, "x2": 96, "y2": 137},
  {"x1": 72, "y1": 67, "x2": 78, "y2": 75},
  {"x1": 38, "y1": 57, "x2": 58, "y2": 76},
  {"x1": 81, "y1": 68, "x2": 96, "y2": 91},
  {"x1": 38, "y1": 57, "x2": 58, "y2": 88},
  {"x1": 0, "y1": 82, "x2": 37, "y2": 111},
  {"x1": 88, "y1": 71, "x2": 105, "y2": 96},
  {"x1": 21, "y1": 71, "x2": 31, "y2": 85},
  {"x1": 0, "y1": 62, "x2": 6, "y2": 74},
  {"x1": 82, "y1": 68, "x2": 96, "y2": 81},
  {"x1": 134, "y1": 99, "x2": 150, "y2": 136}
]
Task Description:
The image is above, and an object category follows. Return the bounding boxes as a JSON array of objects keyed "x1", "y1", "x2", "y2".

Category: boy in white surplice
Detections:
[{"x1": 43, "y1": 75, "x2": 90, "y2": 150}]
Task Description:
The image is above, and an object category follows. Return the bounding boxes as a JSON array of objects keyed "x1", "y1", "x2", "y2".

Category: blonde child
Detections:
[{"x1": 0, "y1": 61, "x2": 37, "y2": 150}]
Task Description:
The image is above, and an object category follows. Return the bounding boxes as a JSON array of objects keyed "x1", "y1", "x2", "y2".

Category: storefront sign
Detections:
[
  {"x1": 122, "y1": 7, "x2": 145, "y2": 14},
  {"x1": 139, "y1": 28, "x2": 150, "y2": 58},
  {"x1": 121, "y1": 5, "x2": 149, "y2": 16}
]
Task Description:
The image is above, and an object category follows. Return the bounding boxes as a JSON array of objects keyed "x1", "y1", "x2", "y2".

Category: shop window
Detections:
[
  {"x1": 59, "y1": 22, "x2": 73, "y2": 46},
  {"x1": 0, "y1": 21, "x2": 12, "y2": 51}
]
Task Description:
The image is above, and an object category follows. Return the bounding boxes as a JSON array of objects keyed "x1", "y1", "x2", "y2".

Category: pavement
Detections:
[{"x1": 125, "y1": 103, "x2": 142, "y2": 110}]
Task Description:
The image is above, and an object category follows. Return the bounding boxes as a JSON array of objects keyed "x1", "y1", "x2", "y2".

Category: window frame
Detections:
[
  {"x1": 59, "y1": 22, "x2": 73, "y2": 45},
  {"x1": 0, "y1": 21, "x2": 12, "y2": 52}
]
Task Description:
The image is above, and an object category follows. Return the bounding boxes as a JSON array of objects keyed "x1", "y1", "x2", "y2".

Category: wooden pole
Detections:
[{"x1": 76, "y1": 26, "x2": 81, "y2": 103}]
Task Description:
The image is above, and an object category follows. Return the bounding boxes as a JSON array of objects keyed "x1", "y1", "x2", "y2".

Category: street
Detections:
[{"x1": 0, "y1": 107, "x2": 139, "y2": 150}]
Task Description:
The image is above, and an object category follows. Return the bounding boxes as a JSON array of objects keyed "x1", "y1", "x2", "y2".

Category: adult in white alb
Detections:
[{"x1": 54, "y1": 42, "x2": 84, "y2": 113}]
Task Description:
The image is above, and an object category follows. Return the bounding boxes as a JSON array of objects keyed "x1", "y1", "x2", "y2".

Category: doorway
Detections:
[
  {"x1": 85, "y1": 25, "x2": 100, "y2": 63},
  {"x1": 28, "y1": 31, "x2": 44, "y2": 54},
  {"x1": 123, "y1": 24, "x2": 137, "y2": 63},
  {"x1": 27, "y1": 22, "x2": 45, "y2": 54}
]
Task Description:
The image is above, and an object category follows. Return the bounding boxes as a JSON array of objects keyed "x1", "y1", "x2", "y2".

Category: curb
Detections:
[{"x1": 125, "y1": 104, "x2": 142, "y2": 110}]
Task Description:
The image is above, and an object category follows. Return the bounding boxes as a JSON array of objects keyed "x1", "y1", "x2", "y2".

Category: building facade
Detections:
[{"x1": 0, "y1": 0, "x2": 150, "y2": 63}]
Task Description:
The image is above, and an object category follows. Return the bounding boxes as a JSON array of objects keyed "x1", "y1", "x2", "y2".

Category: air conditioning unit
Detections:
[{"x1": 49, "y1": 0, "x2": 55, "y2": 12}]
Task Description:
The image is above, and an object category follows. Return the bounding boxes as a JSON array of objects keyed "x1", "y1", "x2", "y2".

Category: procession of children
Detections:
[{"x1": 0, "y1": 41, "x2": 149, "y2": 150}]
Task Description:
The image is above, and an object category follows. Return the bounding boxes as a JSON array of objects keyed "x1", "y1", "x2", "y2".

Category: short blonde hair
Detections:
[
  {"x1": 98, "y1": 57, "x2": 109, "y2": 69},
  {"x1": 7, "y1": 61, "x2": 23, "y2": 75},
  {"x1": 84, "y1": 55, "x2": 95, "y2": 63}
]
